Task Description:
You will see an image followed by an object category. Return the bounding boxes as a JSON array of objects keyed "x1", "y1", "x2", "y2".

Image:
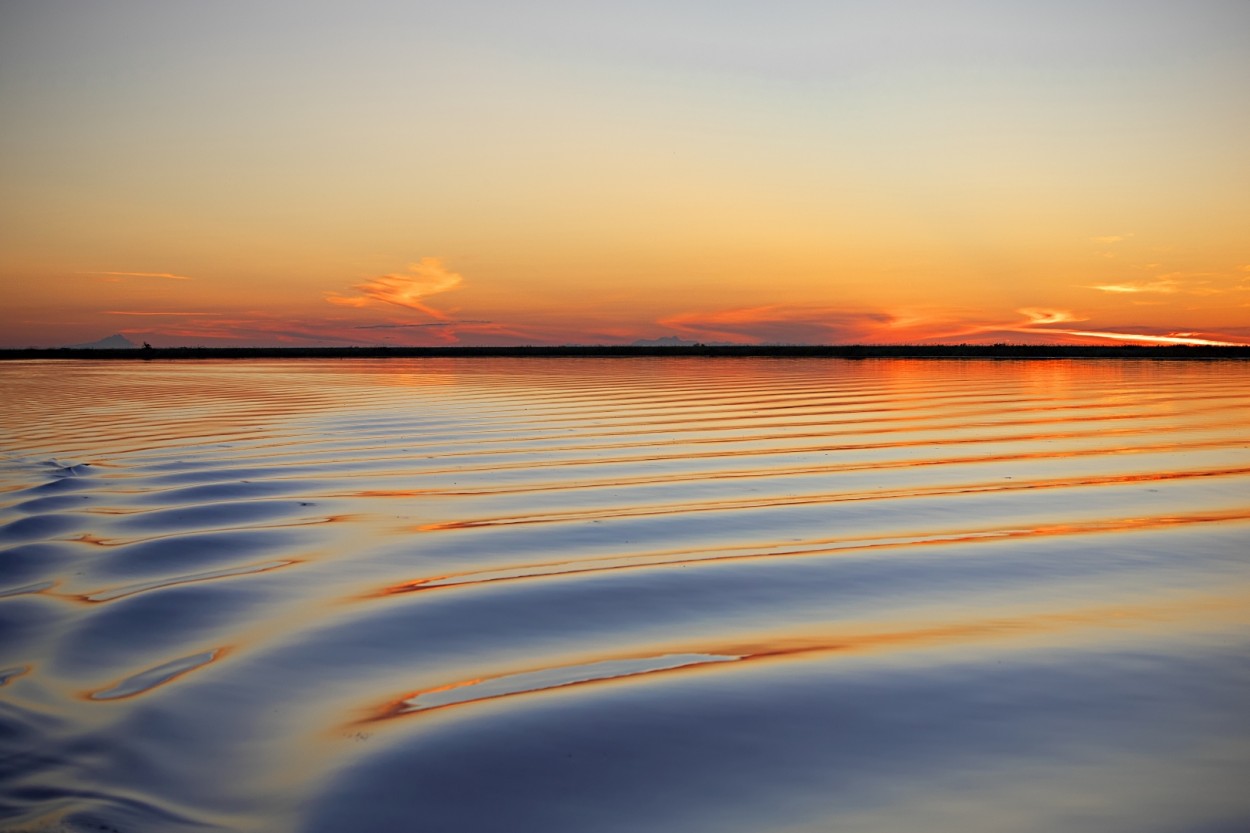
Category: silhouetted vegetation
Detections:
[{"x1": 3, "y1": 344, "x2": 1249, "y2": 361}]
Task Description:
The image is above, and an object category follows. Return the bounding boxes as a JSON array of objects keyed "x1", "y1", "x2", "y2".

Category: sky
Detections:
[{"x1": 2, "y1": 0, "x2": 1249, "y2": 347}]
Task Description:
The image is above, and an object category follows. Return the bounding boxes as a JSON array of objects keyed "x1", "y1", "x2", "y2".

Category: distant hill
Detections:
[
  {"x1": 631, "y1": 336, "x2": 699, "y2": 347},
  {"x1": 66, "y1": 334, "x2": 139, "y2": 349},
  {"x1": 631, "y1": 336, "x2": 741, "y2": 347}
]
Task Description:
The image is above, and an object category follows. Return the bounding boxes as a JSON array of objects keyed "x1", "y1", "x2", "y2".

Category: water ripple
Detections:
[
  {"x1": 86, "y1": 648, "x2": 226, "y2": 701},
  {"x1": 1, "y1": 357, "x2": 1248, "y2": 833}
]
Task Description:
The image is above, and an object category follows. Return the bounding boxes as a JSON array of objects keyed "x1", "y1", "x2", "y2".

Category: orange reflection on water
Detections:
[
  {"x1": 334, "y1": 433, "x2": 1242, "y2": 503},
  {"x1": 415, "y1": 465, "x2": 1250, "y2": 532},
  {"x1": 81, "y1": 646, "x2": 232, "y2": 702},
  {"x1": 68, "y1": 514, "x2": 357, "y2": 549},
  {"x1": 373, "y1": 508, "x2": 1250, "y2": 599},
  {"x1": 71, "y1": 559, "x2": 299, "y2": 604},
  {"x1": 353, "y1": 592, "x2": 1250, "y2": 726},
  {"x1": 0, "y1": 665, "x2": 32, "y2": 687}
]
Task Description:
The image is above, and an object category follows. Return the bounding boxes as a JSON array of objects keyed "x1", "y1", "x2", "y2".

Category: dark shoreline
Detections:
[{"x1": 3, "y1": 344, "x2": 1250, "y2": 361}]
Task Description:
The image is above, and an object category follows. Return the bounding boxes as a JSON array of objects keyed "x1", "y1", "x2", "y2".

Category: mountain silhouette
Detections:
[
  {"x1": 631, "y1": 336, "x2": 699, "y2": 346},
  {"x1": 631, "y1": 336, "x2": 743, "y2": 347},
  {"x1": 65, "y1": 334, "x2": 139, "y2": 349}
]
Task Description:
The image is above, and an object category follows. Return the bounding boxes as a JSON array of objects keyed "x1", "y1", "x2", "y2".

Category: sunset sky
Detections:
[{"x1": 2, "y1": 0, "x2": 1248, "y2": 347}]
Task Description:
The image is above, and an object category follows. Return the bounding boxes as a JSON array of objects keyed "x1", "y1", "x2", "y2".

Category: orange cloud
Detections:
[
  {"x1": 1015, "y1": 308, "x2": 1083, "y2": 326},
  {"x1": 656, "y1": 305, "x2": 1075, "y2": 345},
  {"x1": 80, "y1": 271, "x2": 193, "y2": 280},
  {"x1": 326, "y1": 258, "x2": 462, "y2": 320},
  {"x1": 1061, "y1": 330, "x2": 1242, "y2": 347},
  {"x1": 105, "y1": 311, "x2": 220, "y2": 316},
  {"x1": 1000, "y1": 308, "x2": 1246, "y2": 346},
  {"x1": 658, "y1": 306, "x2": 893, "y2": 344},
  {"x1": 650, "y1": 304, "x2": 1250, "y2": 348},
  {"x1": 324, "y1": 295, "x2": 372, "y2": 309},
  {"x1": 1084, "y1": 271, "x2": 1246, "y2": 296},
  {"x1": 875, "y1": 308, "x2": 1092, "y2": 344},
  {"x1": 1085, "y1": 278, "x2": 1180, "y2": 294}
]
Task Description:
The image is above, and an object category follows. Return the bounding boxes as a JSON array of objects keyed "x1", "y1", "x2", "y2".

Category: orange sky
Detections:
[{"x1": 2, "y1": 1, "x2": 1248, "y2": 347}]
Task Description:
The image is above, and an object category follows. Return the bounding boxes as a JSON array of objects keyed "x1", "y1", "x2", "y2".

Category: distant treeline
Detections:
[{"x1": 3, "y1": 344, "x2": 1250, "y2": 360}]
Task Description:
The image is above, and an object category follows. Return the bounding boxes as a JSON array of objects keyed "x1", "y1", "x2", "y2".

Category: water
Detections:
[{"x1": 1, "y1": 357, "x2": 1248, "y2": 832}]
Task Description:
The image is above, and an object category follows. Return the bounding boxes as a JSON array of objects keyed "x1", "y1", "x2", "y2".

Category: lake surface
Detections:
[{"x1": 2, "y1": 357, "x2": 1248, "y2": 832}]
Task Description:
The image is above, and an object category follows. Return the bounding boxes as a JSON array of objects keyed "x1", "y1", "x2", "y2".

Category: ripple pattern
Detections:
[{"x1": 2, "y1": 357, "x2": 1249, "y2": 833}]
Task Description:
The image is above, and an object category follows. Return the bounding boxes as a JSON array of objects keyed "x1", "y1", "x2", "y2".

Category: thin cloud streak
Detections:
[
  {"x1": 1055, "y1": 330, "x2": 1242, "y2": 347},
  {"x1": 654, "y1": 304, "x2": 1250, "y2": 348},
  {"x1": 80, "y1": 271, "x2": 193, "y2": 280},
  {"x1": 356, "y1": 320, "x2": 491, "y2": 330},
  {"x1": 659, "y1": 306, "x2": 893, "y2": 344},
  {"x1": 105, "y1": 311, "x2": 221, "y2": 316},
  {"x1": 1085, "y1": 279, "x2": 1180, "y2": 294},
  {"x1": 997, "y1": 309, "x2": 1244, "y2": 345},
  {"x1": 1083, "y1": 271, "x2": 1246, "y2": 296}
]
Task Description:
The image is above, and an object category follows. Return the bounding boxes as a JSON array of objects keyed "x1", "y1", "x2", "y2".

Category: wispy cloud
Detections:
[
  {"x1": 105, "y1": 310, "x2": 220, "y2": 316},
  {"x1": 326, "y1": 258, "x2": 463, "y2": 319},
  {"x1": 356, "y1": 320, "x2": 491, "y2": 329},
  {"x1": 323, "y1": 295, "x2": 372, "y2": 309},
  {"x1": 895, "y1": 308, "x2": 1084, "y2": 343},
  {"x1": 652, "y1": 303, "x2": 1249, "y2": 348},
  {"x1": 81, "y1": 271, "x2": 193, "y2": 281},
  {"x1": 1060, "y1": 330, "x2": 1242, "y2": 347},
  {"x1": 657, "y1": 305, "x2": 1075, "y2": 345},
  {"x1": 1083, "y1": 271, "x2": 1245, "y2": 296},
  {"x1": 1015, "y1": 308, "x2": 1083, "y2": 326},
  {"x1": 659, "y1": 306, "x2": 892, "y2": 344},
  {"x1": 1005, "y1": 309, "x2": 1245, "y2": 346},
  {"x1": 1084, "y1": 278, "x2": 1180, "y2": 294},
  {"x1": 1091, "y1": 234, "x2": 1132, "y2": 245}
]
